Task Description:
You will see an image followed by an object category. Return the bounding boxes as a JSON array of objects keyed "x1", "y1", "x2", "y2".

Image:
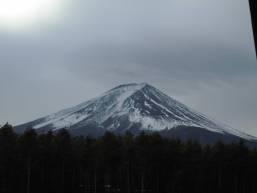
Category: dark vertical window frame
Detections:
[{"x1": 249, "y1": 0, "x2": 257, "y2": 57}]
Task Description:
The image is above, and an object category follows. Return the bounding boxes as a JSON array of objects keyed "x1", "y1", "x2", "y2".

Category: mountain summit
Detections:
[{"x1": 15, "y1": 83, "x2": 256, "y2": 144}]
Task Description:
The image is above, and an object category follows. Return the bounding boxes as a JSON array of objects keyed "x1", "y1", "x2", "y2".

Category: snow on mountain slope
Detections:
[{"x1": 16, "y1": 83, "x2": 256, "y2": 141}]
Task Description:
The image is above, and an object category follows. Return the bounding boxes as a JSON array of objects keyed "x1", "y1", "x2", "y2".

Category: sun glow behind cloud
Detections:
[{"x1": 0, "y1": 0, "x2": 64, "y2": 31}]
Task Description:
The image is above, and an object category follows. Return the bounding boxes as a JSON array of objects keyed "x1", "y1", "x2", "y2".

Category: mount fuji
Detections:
[{"x1": 15, "y1": 83, "x2": 257, "y2": 145}]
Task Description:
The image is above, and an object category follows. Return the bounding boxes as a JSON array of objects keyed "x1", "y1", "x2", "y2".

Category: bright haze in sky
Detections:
[
  {"x1": 0, "y1": 0, "x2": 257, "y2": 136},
  {"x1": 0, "y1": 0, "x2": 64, "y2": 31}
]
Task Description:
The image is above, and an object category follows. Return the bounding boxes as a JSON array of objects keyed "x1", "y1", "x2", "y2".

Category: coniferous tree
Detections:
[
  {"x1": 0, "y1": 123, "x2": 17, "y2": 193},
  {"x1": 19, "y1": 128, "x2": 38, "y2": 193},
  {"x1": 37, "y1": 130, "x2": 55, "y2": 193},
  {"x1": 54, "y1": 129, "x2": 72, "y2": 193},
  {"x1": 122, "y1": 132, "x2": 135, "y2": 193}
]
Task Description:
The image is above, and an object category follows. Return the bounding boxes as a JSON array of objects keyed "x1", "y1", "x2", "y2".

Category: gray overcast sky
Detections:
[{"x1": 1, "y1": 0, "x2": 257, "y2": 135}]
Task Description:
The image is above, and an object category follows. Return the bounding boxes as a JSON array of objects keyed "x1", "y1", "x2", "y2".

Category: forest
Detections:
[{"x1": 1, "y1": 123, "x2": 257, "y2": 193}]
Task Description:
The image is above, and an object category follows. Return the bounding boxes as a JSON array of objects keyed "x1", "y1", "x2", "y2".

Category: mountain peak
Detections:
[
  {"x1": 110, "y1": 83, "x2": 149, "y2": 91},
  {"x1": 15, "y1": 83, "x2": 257, "y2": 142}
]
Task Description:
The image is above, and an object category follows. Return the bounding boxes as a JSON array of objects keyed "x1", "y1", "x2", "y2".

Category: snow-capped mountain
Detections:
[{"x1": 15, "y1": 83, "x2": 257, "y2": 144}]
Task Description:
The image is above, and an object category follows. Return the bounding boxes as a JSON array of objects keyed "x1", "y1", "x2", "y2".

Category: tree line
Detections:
[{"x1": 1, "y1": 123, "x2": 257, "y2": 193}]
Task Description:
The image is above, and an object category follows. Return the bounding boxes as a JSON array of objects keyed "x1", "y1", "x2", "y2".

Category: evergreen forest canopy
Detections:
[{"x1": 1, "y1": 123, "x2": 257, "y2": 193}]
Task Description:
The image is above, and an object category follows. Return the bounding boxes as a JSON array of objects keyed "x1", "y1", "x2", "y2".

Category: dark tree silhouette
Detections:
[
  {"x1": 19, "y1": 128, "x2": 38, "y2": 193},
  {"x1": 0, "y1": 123, "x2": 17, "y2": 193}
]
